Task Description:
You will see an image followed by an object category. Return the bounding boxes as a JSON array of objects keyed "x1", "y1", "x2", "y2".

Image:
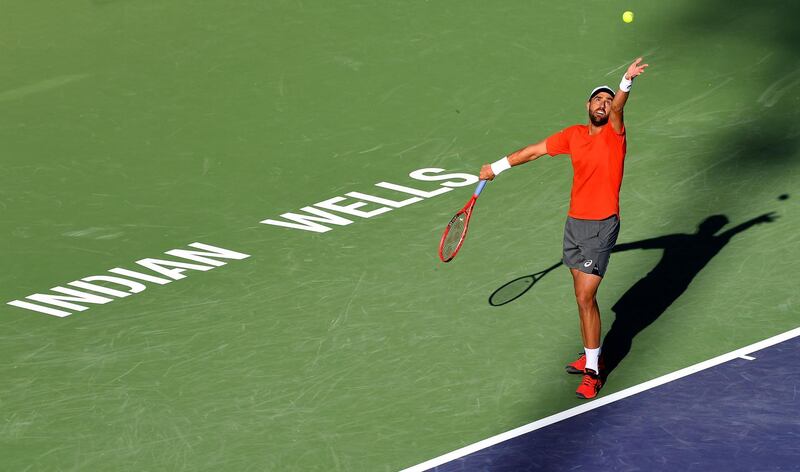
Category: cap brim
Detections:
[{"x1": 589, "y1": 86, "x2": 615, "y2": 100}]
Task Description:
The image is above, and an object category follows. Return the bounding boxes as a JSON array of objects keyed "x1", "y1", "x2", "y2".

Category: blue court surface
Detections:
[{"x1": 404, "y1": 329, "x2": 800, "y2": 472}]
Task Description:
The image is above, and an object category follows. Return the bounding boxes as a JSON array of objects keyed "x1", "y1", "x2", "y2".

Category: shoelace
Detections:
[{"x1": 581, "y1": 374, "x2": 600, "y2": 387}]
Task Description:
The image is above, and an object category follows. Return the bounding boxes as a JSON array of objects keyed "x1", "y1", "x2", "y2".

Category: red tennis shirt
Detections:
[{"x1": 545, "y1": 123, "x2": 627, "y2": 220}]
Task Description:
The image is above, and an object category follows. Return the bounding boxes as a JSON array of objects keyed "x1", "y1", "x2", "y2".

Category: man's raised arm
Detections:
[{"x1": 609, "y1": 57, "x2": 649, "y2": 134}]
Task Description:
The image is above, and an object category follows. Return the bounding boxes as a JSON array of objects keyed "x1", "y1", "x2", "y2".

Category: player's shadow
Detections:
[
  {"x1": 489, "y1": 210, "x2": 781, "y2": 380},
  {"x1": 600, "y1": 211, "x2": 779, "y2": 379}
]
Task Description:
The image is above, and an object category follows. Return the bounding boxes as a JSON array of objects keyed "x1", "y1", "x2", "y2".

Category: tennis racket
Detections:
[{"x1": 438, "y1": 180, "x2": 488, "y2": 262}]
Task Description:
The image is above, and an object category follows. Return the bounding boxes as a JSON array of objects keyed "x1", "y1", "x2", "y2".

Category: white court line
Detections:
[{"x1": 400, "y1": 326, "x2": 800, "y2": 472}]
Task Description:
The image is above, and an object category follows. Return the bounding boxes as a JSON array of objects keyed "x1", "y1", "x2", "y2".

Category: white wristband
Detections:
[
  {"x1": 490, "y1": 156, "x2": 511, "y2": 177},
  {"x1": 620, "y1": 74, "x2": 633, "y2": 92}
]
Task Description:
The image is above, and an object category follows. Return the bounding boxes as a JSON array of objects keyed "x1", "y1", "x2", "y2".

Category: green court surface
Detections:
[{"x1": 2, "y1": 1, "x2": 798, "y2": 470}]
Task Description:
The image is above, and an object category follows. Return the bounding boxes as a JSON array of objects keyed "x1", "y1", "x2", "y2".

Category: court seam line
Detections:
[{"x1": 399, "y1": 326, "x2": 800, "y2": 472}]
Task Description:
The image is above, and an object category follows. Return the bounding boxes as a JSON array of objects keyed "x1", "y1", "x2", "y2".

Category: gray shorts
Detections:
[{"x1": 563, "y1": 215, "x2": 620, "y2": 277}]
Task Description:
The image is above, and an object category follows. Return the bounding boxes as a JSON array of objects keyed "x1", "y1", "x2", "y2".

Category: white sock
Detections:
[{"x1": 584, "y1": 347, "x2": 601, "y2": 373}]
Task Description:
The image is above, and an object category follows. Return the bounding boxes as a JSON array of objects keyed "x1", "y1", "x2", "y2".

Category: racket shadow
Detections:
[{"x1": 489, "y1": 261, "x2": 562, "y2": 306}]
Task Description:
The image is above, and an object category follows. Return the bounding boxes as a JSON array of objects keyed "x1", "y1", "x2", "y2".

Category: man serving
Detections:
[{"x1": 479, "y1": 58, "x2": 649, "y2": 399}]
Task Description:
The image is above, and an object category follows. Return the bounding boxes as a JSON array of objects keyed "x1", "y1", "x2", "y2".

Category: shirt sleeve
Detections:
[{"x1": 546, "y1": 127, "x2": 573, "y2": 156}]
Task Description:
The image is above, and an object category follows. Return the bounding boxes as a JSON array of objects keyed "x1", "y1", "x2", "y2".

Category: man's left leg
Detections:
[
  {"x1": 571, "y1": 269, "x2": 602, "y2": 349},
  {"x1": 571, "y1": 268, "x2": 604, "y2": 399}
]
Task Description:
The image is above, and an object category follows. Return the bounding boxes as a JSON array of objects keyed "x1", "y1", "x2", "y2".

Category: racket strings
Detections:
[{"x1": 441, "y1": 213, "x2": 468, "y2": 261}]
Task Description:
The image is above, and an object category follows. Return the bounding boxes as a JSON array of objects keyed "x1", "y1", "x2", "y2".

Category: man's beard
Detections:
[{"x1": 589, "y1": 111, "x2": 609, "y2": 126}]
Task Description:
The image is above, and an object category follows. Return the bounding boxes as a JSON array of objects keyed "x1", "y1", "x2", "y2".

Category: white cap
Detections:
[{"x1": 589, "y1": 85, "x2": 615, "y2": 100}]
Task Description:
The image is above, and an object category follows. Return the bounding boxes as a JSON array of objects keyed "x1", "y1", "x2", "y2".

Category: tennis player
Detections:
[{"x1": 479, "y1": 58, "x2": 649, "y2": 399}]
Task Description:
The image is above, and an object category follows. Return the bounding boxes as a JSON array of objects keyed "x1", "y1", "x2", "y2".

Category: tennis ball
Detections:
[{"x1": 622, "y1": 11, "x2": 634, "y2": 23}]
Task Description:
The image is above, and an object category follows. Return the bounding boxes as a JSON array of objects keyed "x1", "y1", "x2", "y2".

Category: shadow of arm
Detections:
[{"x1": 718, "y1": 212, "x2": 778, "y2": 241}]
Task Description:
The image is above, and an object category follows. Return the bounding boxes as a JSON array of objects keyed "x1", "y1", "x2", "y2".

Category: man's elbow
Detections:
[{"x1": 531, "y1": 141, "x2": 548, "y2": 158}]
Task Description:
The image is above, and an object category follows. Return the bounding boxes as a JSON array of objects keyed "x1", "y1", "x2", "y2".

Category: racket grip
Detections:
[{"x1": 474, "y1": 179, "x2": 488, "y2": 196}]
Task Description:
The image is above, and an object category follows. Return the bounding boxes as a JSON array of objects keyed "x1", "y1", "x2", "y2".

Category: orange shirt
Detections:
[{"x1": 546, "y1": 123, "x2": 627, "y2": 220}]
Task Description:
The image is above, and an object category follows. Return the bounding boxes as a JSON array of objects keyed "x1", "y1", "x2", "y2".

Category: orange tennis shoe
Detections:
[
  {"x1": 575, "y1": 368, "x2": 603, "y2": 399},
  {"x1": 565, "y1": 353, "x2": 605, "y2": 374}
]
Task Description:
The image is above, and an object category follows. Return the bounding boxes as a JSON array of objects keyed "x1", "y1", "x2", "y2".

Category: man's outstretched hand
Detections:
[{"x1": 625, "y1": 57, "x2": 649, "y2": 80}]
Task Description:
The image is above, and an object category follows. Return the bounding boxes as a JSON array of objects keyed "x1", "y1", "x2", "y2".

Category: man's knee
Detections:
[{"x1": 574, "y1": 291, "x2": 596, "y2": 310}]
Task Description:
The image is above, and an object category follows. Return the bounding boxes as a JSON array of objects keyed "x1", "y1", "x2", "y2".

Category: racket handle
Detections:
[{"x1": 474, "y1": 179, "x2": 488, "y2": 196}]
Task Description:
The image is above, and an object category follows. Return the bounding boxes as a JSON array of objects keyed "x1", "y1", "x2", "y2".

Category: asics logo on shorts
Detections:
[{"x1": 583, "y1": 260, "x2": 593, "y2": 268}]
